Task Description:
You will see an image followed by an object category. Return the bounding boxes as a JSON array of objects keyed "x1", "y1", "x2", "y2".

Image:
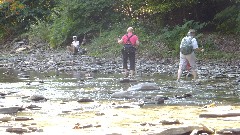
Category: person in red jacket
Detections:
[{"x1": 118, "y1": 27, "x2": 140, "y2": 78}]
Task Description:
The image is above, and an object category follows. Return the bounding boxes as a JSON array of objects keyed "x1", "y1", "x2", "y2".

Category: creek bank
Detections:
[{"x1": 0, "y1": 42, "x2": 240, "y2": 134}]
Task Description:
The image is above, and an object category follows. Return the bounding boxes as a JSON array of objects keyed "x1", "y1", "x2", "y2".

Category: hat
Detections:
[
  {"x1": 73, "y1": 36, "x2": 77, "y2": 39},
  {"x1": 188, "y1": 29, "x2": 195, "y2": 33}
]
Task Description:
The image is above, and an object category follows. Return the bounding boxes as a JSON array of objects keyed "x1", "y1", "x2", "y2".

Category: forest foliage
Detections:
[{"x1": 0, "y1": 0, "x2": 239, "y2": 57}]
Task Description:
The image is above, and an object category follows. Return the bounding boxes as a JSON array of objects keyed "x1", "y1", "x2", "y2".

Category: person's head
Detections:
[
  {"x1": 127, "y1": 27, "x2": 133, "y2": 33},
  {"x1": 188, "y1": 29, "x2": 196, "y2": 36},
  {"x1": 73, "y1": 36, "x2": 77, "y2": 40}
]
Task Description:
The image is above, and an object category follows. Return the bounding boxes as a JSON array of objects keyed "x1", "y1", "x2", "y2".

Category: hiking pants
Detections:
[{"x1": 122, "y1": 47, "x2": 136, "y2": 71}]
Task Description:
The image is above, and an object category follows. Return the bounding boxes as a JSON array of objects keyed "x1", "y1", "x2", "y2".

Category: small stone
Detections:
[
  {"x1": 77, "y1": 98, "x2": 94, "y2": 103},
  {"x1": 95, "y1": 112, "x2": 105, "y2": 116},
  {"x1": 36, "y1": 129, "x2": 44, "y2": 132},
  {"x1": 6, "y1": 127, "x2": 28, "y2": 134},
  {"x1": 15, "y1": 117, "x2": 34, "y2": 121},
  {"x1": 0, "y1": 115, "x2": 12, "y2": 122}
]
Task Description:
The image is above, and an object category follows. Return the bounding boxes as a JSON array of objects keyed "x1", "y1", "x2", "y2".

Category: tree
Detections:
[{"x1": 0, "y1": 0, "x2": 56, "y2": 41}]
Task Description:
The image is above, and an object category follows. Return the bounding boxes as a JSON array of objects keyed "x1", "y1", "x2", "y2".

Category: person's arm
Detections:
[
  {"x1": 117, "y1": 37, "x2": 123, "y2": 44},
  {"x1": 194, "y1": 47, "x2": 204, "y2": 52},
  {"x1": 135, "y1": 40, "x2": 139, "y2": 46},
  {"x1": 192, "y1": 38, "x2": 204, "y2": 52}
]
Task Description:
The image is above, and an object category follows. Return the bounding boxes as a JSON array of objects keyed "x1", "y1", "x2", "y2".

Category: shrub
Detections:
[
  {"x1": 28, "y1": 19, "x2": 51, "y2": 44},
  {"x1": 86, "y1": 28, "x2": 123, "y2": 58},
  {"x1": 213, "y1": 5, "x2": 240, "y2": 34}
]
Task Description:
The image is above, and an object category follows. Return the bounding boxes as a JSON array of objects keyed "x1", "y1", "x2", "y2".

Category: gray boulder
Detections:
[
  {"x1": 127, "y1": 82, "x2": 159, "y2": 91},
  {"x1": 0, "y1": 107, "x2": 22, "y2": 114},
  {"x1": 111, "y1": 91, "x2": 133, "y2": 99},
  {"x1": 30, "y1": 95, "x2": 47, "y2": 102}
]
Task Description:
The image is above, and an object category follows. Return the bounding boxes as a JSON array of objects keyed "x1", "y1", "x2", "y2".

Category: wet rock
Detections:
[
  {"x1": 39, "y1": 80, "x2": 44, "y2": 83},
  {"x1": 111, "y1": 91, "x2": 133, "y2": 99},
  {"x1": 30, "y1": 95, "x2": 47, "y2": 102},
  {"x1": 0, "y1": 114, "x2": 12, "y2": 122},
  {"x1": 160, "y1": 119, "x2": 181, "y2": 125},
  {"x1": 154, "y1": 96, "x2": 166, "y2": 104},
  {"x1": 114, "y1": 105, "x2": 134, "y2": 109},
  {"x1": 77, "y1": 98, "x2": 94, "y2": 103},
  {"x1": 15, "y1": 117, "x2": 34, "y2": 121},
  {"x1": 27, "y1": 127, "x2": 38, "y2": 132},
  {"x1": 26, "y1": 82, "x2": 31, "y2": 85},
  {"x1": 36, "y1": 129, "x2": 44, "y2": 132},
  {"x1": 217, "y1": 128, "x2": 240, "y2": 134},
  {"x1": 105, "y1": 133, "x2": 121, "y2": 135},
  {"x1": 26, "y1": 104, "x2": 42, "y2": 110},
  {"x1": 203, "y1": 103, "x2": 216, "y2": 108},
  {"x1": 22, "y1": 96, "x2": 30, "y2": 99},
  {"x1": 0, "y1": 92, "x2": 7, "y2": 96},
  {"x1": 140, "y1": 122, "x2": 147, "y2": 126},
  {"x1": 7, "y1": 91, "x2": 18, "y2": 95},
  {"x1": 199, "y1": 111, "x2": 240, "y2": 118},
  {"x1": 127, "y1": 82, "x2": 159, "y2": 91},
  {"x1": 0, "y1": 107, "x2": 22, "y2": 114},
  {"x1": 62, "y1": 110, "x2": 72, "y2": 113},
  {"x1": 21, "y1": 123, "x2": 30, "y2": 127},
  {"x1": 95, "y1": 112, "x2": 105, "y2": 116},
  {"x1": 18, "y1": 72, "x2": 30, "y2": 78},
  {"x1": 175, "y1": 93, "x2": 192, "y2": 99},
  {"x1": 211, "y1": 73, "x2": 227, "y2": 79},
  {"x1": 144, "y1": 96, "x2": 166, "y2": 105},
  {"x1": 119, "y1": 78, "x2": 137, "y2": 83},
  {"x1": 152, "y1": 125, "x2": 203, "y2": 135},
  {"x1": 82, "y1": 124, "x2": 93, "y2": 128},
  {"x1": 227, "y1": 73, "x2": 238, "y2": 78},
  {"x1": 73, "y1": 123, "x2": 101, "y2": 129},
  {"x1": 236, "y1": 78, "x2": 240, "y2": 83},
  {"x1": 6, "y1": 127, "x2": 29, "y2": 134}
]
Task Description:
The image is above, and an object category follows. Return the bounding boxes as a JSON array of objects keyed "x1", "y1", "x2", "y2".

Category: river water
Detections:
[{"x1": 1, "y1": 67, "x2": 239, "y2": 107}]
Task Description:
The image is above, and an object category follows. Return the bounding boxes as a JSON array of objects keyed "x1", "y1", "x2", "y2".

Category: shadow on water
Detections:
[{"x1": 1, "y1": 68, "x2": 240, "y2": 106}]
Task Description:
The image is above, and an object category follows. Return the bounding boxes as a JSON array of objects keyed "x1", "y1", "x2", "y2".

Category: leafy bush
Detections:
[
  {"x1": 198, "y1": 34, "x2": 216, "y2": 51},
  {"x1": 48, "y1": 17, "x2": 75, "y2": 48},
  {"x1": 86, "y1": 27, "x2": 123, "y2": 57},
  {"x1": 214, "y1": 5, "x2": 240, "y2": 34},
  {"x1": 28, "y1": 19, "x2": 51, "y2": 43}
]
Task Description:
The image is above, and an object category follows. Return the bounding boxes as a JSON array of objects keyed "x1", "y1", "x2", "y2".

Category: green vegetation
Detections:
[{"x1": 0, "y1": 0, "x2": 239, "y2": 59}]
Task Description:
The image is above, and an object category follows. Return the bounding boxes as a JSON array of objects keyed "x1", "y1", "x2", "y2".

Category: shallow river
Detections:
[{"x1": 1, "y1": 67, "x2": 239, "y2": 107}]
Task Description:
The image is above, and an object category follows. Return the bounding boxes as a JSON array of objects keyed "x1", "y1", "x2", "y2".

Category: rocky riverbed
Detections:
[{"x1": 0, "y1": 46, "x2": 240, "y2": 135}]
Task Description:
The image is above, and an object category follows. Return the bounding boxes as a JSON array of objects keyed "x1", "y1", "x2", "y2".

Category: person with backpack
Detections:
[
  {"x1": 117, "y1": 27, "x2": 140, "y2": 78},
  {"x1": 177, "y1": 29, "x2": 204, "y2": 82}
]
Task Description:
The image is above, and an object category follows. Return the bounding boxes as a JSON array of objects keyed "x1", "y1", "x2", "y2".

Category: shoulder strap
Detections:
[{"x1": 126, "y1": 34, "x2": 134, "y2": 44}]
